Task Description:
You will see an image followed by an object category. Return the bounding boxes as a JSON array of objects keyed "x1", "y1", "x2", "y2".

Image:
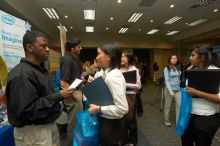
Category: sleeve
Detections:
[
  {"x1": 101, "y1": 75, "x2": 128, "y2": 118},
  {"x1": 7, "y1": 76, "x2": 63, "y2": 122},
  {"x1": 60, "y1": 58, "x2": 72, "y2": 83},
  {"x1": 126, "y1": 69, "x2": 142, "y2": 90},
  {"x1": 164, "y1": 67, "x2": 173, "y2": 95}
]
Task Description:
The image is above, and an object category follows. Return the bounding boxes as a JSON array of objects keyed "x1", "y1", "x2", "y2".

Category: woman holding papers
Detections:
[
  {"x1": 121, "y1": 53, "x2": 141, "y2": 146},
  {"x1": 181, "y1": 44, "x2": 220, "y2": 146},
  {"x1": 88, "y1": 43, "x2": 128, "y2": 146},
  {"x1": 164, "y1": 54, "x2": 181, "y2": 127}
]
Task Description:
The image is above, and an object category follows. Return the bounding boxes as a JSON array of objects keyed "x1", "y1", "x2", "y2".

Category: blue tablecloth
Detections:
[{"x1": 0, "y1": 125, "x2": 15, "y2": 146}]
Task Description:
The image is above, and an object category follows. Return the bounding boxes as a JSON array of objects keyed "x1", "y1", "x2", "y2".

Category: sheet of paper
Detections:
[{"x1": 69, "y1": 78, "x2": 83, "y2": 89}]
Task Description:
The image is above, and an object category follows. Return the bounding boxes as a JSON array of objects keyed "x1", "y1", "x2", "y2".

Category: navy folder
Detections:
[
  {"x1": 81, "y1": 76, "x2": 114, "y2": 106},
  {"x1": 188, "y1": 69, "x2": 220, "y2": 98},
  {"x1": 122, "y1": 70, "x2": 137, "y2": 84}
]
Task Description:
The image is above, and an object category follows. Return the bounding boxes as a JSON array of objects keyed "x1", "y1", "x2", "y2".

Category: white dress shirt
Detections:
[{"x1": 95, "y1": 68, "x2": 128, "y2": 119}]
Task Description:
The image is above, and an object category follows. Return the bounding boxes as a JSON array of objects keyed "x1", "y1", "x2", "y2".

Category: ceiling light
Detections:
[
  {"x1": 86, "y1": 26, "x2": 94, "y2": 32},
  {"x1": 117, "y1": 0, "x2": 122, "y2": 4},
  {"x1": 185, "y1": 22, "x2": 188, "y2": 25},
  {"x1": 106, "y1": 27, "x2": 109, "y2": 30},
  {"x1": 84, "y1": 10, "x2": 95, "y2": 20},
  {"x1": 197, "y1": 0, "x2": 216, "y2": 6},
  {"x1": 110, "y1": 17, "x2": 114, "y2": 20},
  {"x1": 188, "y1": 19, "x2": 207, "y2": 27},
  {"x1": 213, "y1": 9, "x2": 218, "y2": 12},
  {"x1": 128, "y1": 12, "x2": 143, "y2": 22},
  {"x1": 118, "y1": 27, "x2": 128, "y2": 33},
  {"x1": 166, "y1": 31, "x2": 179, "y2": 35},
  {"x1": 147, "y1": 29, "x2": 159, "y2": 35},
  {"x1": 150, "y1": 19, "x2": 154, "y2": 23},
  {"x1": 138, "y1": 28, "x2": 142, "y2": 31},
  {"x1": 43, "y1": 8, "x2": 60, "y2": 19},
  {"x1": 65, "y1": 15, "x2": 68, "y2": 18},
  {"x1": 164, "y1": 16, "x2": 182, "y2": 24},
  {"x1": 70, "y1": 26, "x2": 73, "y2": 29},
  {"x1": 191, "y1": 0, "x2": 216, "y2": 8},
  {"x1": 170, "y1": 4, "x2": 175, "y2": 8}
]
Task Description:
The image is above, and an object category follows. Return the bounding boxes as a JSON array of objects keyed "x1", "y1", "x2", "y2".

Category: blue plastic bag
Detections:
[
  {"x1": 73, "y1": 110, "x2": 100, "y2": 146},
  {"x1": 176, "y1": 88, "x2": 192, "y2": 136}
]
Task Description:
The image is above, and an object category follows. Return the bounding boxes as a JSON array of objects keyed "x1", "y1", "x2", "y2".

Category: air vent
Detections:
[
  {"x1": 139, "y1": 0, "x2": 157, "y2": 7},
  {"x1": 191, "y1": 0, "x2": 216, "y2": 8}
]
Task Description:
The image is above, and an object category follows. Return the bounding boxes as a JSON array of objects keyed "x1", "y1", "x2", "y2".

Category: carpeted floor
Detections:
[{"x1": 60, "y1": 81, "x2": 220, "y2": 146}]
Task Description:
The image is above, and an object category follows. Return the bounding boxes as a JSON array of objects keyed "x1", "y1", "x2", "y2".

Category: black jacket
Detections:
[{"x1": 6, "y1": 58, "x2": 63, "y2": 127}]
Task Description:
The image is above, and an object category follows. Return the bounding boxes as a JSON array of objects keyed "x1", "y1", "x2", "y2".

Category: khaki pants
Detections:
[
  {"x1": 63, "y1": 90, "x2": 83, "y2": 146},
  {"x1": 14, "y1": 123, "x2": 60, "y2": 146},
  {"x1": 164, "y1": 87, "x2": 181, "y2": 125}
]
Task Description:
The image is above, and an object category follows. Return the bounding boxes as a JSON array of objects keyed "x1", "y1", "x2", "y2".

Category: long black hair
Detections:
[
  {"x1": 99, "y1": 43, "x2": 122, "y2": 71},
  {"x1": 192, "y1": 44, "x2": 218, "y2": 68}
]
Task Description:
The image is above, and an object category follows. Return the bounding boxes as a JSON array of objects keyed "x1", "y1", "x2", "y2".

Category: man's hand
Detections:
[{"x1": 60, "y1": 88, "x2": 75, "y2": 99}]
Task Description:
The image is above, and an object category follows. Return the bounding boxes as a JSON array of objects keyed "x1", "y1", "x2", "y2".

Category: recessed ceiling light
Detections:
[
  {"x1": 170, "y1": 4, "x2": 175, "y2": 8},
  {"x1": 185, "y1": 22, "x2": 188, "y2": 25},
  {"x1": 70, "y1": 26, "x2": 73, "y2": 29},
  {"x1": 117, "y1": 0, "x2": 122, "y2": 4},
  {"x1": 118, "y1": 27, "x2": 128, "y2": 33},
  {"x1": 106, "y1": 27, "x2": 109, "y2": 30},
  {"x1": 164, "y1": 16, "x2": 182, "y2": 24},
  {"x1": 213, "y1": 9, "x2": 218, "y2": 13},
  {"x1": 138, "y1": 28, "x2": 142, "y2": 31},
  {"x1": 188, "y1": 19, "x2": 207, "y2": 27},
  {"x1": 166, "y1": 31, "x2": 179, "y2": 35},
  {"x1": 150, "y1": 19, "x2": 154, "y2": 23},
  {"x1": 84, "y1": 10, "x2": 95, "y2": 20},
  {"x1": 147, "y1": 29, "x2": 159, "y2": 35},
  {"x1": 42, "y1": 8, "x2": 60, "y2": 19},
  {"x1": 128, "y1": 12, "x2": 143, "y2": 22},
  {"x1": 86, "y1": 26, "x2": 94, "y2": 32},
  {"x1": 65, "y1": 15, "x2": 68, "y2": 18},
  {"x1": 110, "y1": 17, "x2": 114, "y2": 20}
]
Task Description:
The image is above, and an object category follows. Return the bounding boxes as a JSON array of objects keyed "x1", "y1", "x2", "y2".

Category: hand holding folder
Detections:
[{"x1": 81, "y1": 76, "x2": 113, "y2": 106}]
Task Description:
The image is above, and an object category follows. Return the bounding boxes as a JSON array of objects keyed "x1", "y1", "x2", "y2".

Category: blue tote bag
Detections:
[
  {"x1": 176, "y1": 88, "x2": 192, "y2": 136},
  {"x1": 73, "y1": 110, "x2": 100, "y2": 146}
]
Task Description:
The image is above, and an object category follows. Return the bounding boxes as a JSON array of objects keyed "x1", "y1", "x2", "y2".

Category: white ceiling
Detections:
[{"x1": 1, "y1": 0, "x2": 220, "y2": 48}]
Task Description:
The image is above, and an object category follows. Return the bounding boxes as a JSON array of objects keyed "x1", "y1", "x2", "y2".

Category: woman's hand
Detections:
[
  {"x1": 88, "y1": 104, "x2": 100, "y2": 114},
  {"x1": 186, "y1": 87, "x2": 199, "y2": 96}
]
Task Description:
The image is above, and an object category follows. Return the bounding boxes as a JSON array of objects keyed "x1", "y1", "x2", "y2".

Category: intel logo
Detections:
[{"x1": 2, "y1": 15, "x2": 15, "y2": 25}]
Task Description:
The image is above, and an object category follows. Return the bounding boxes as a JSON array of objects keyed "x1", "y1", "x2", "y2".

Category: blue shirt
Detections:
[{"x1": 164, "y1": 66, "x2": 181, "y2": 94}]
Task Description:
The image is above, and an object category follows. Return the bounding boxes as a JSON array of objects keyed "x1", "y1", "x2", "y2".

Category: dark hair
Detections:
[
  {"x1": 100, "y1": 43, "x2": 122, "y2": 71},
  {"x1": 23, "y1": 31, "x2": 47, "y2": 52},
  {"x1": 166, "y1": 54, "x2": 179, "y2": 71},
  {"x1": 192, "y1": 44, "x2": 214, "y2": 68},
  {"x1": 65, "y1": 37, "x2": 81, "y2": 52},
  {"x1": 124, "y1": 53, "x2": 136, "y2": 66}
]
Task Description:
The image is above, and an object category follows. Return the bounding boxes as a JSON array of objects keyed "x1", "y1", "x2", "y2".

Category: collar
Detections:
[{"x1": 20, "y1": 58, "x2": 47, "y2": 72}]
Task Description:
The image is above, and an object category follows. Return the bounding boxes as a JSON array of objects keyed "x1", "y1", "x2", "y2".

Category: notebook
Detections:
[
  {"x1": 81, "y1": 76, "x2": 114, "y2": 106},
  {"x1": 188, "y1": 69, "x2": 220, "y2": 98},
  {"x1": 122, "y1": 70, "x2": 137, "y2": 84}
]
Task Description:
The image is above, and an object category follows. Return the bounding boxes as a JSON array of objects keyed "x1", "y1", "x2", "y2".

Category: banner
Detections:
[{"x1": 0, "y1": 10, "x2": 28, "y2": 71}]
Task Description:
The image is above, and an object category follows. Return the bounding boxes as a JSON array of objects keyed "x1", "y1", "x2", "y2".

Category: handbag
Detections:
[
  {"x1": 73, "y1": 110, "x2": 100, "y2": 146},
  {"x1": 176, "y1": 88, "x2": 192, "y2": 136}
]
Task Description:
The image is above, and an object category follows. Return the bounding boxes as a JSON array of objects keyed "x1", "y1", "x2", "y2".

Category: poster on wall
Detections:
[{"x1": 0, "y1": 10, "x2": 30, "y2": 71}]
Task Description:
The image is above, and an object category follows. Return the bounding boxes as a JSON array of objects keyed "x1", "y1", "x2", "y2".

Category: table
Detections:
[{"x1": 0, "y1": 125, "x2": 15, "y2": 146}]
